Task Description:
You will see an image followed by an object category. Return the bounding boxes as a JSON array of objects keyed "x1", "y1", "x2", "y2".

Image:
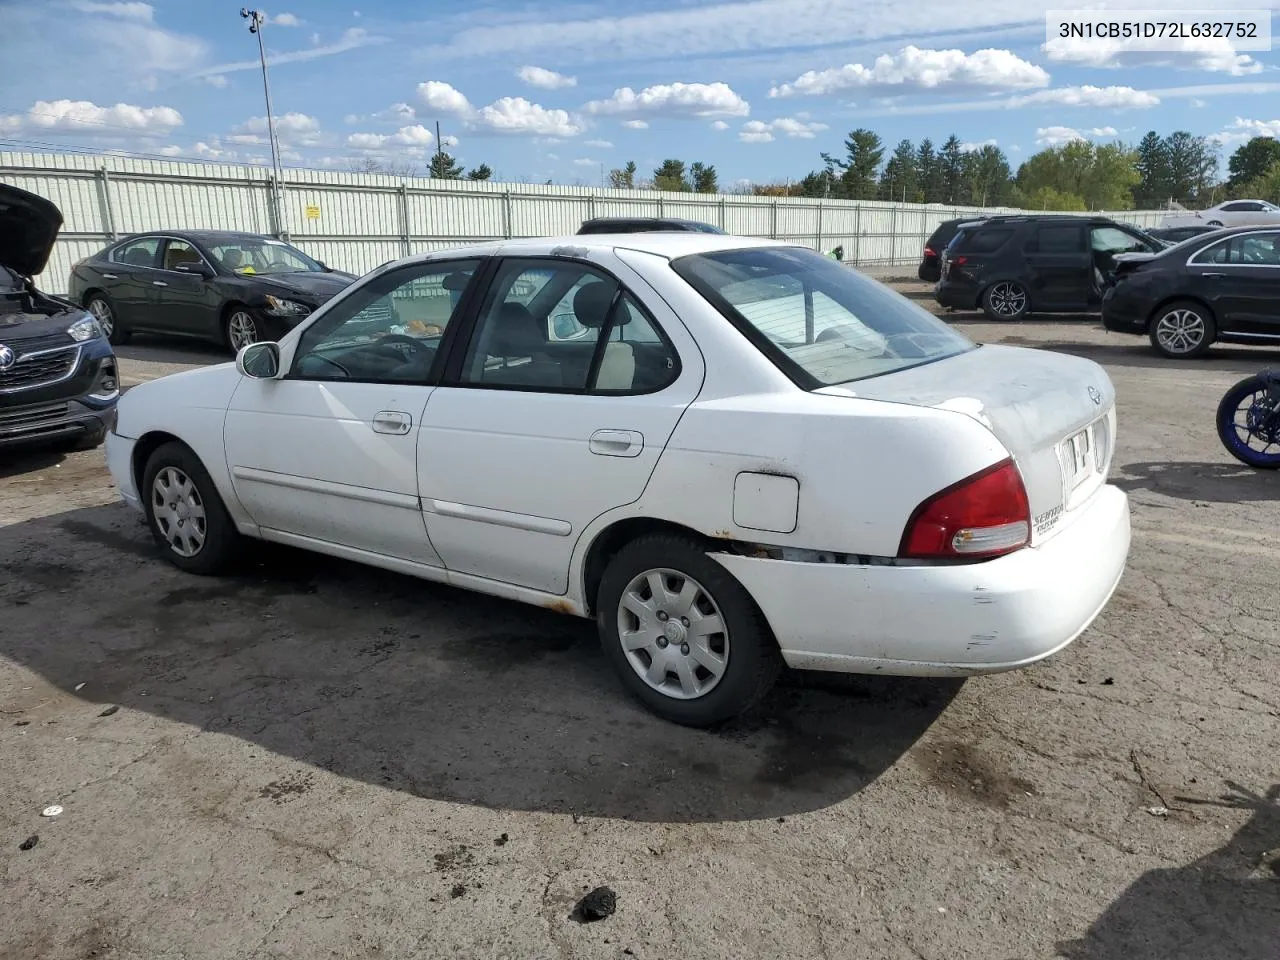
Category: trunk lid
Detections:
[
  {"x1": 817, "y1": 344, "x2": 1115, "y2": 543},
  {"x1": 0, "y1": 184, "x2": 63, "y2": 279}
]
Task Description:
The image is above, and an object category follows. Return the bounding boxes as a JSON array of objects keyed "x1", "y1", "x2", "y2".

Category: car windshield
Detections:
[
  {"x1": 206, "y1": 239, "x2": 323, "y2": 276},
  {"x1": 672, "y1": 246, "x2": 975, "y2": 388}
]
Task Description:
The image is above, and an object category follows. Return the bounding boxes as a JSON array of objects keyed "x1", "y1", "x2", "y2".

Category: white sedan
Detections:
[
  {"x1": 105, "y1": 234, "x2": 1131, "y2": 726},
  {"x1": 1162, "y1": 199, "x2": 1280, "y2": 229}
]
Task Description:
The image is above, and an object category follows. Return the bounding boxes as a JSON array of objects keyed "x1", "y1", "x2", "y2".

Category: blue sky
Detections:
[{"x1": 2, "y1": 0, "x2": 1278, "y2": 186}]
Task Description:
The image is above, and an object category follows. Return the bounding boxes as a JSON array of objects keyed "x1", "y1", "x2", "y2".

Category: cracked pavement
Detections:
[{"x1": 2, "y1": 306, "x2": 1279, "y2": 959}]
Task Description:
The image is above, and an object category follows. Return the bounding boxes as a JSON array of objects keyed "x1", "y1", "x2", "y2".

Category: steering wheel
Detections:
[
  {"x1": 267, "y1": 260, "x2": 296, "y2": 272},
  {"x1": 376, "y1": 333, "x2": 428, "y2": 356},
  {"x1": 883, "y1": 332, "x2": 944, "y2": 358}
]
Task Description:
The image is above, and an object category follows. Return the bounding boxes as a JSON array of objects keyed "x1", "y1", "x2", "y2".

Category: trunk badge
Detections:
[
  {"x1": 1088, "y1": 386, "x2": 1102, "y2": 405},
  {"x1": 0, "y1": 344, "x2": 15, "y2": 371}
]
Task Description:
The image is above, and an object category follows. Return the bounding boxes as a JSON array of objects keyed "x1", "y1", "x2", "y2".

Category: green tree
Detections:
[
  {"x1": 878, "y1": 139, "x2": 918, "y2": 201},
  {"x1": 690, "y1": 161, "x2": 719, "y2": 193},
  {"x1": 1134, "y1": 131, "x2": 1172, "y2": 207},
  {"x1": 821, "y1": 128, "x2": 883, "y2": 200},
  {"x1": 1227, "y1": 137, "x2": 1280, "y2": 190},
  {"x1": 465, "y1": 163, "x2": 493, "y2": 181},
  {"x1": 608, "y1": 160, "x2": 637, "y2": 189},
  {"x1": 1238, "y1": 160, "x2": 1280, "y2": 203},
  {"x1": 429, "y1": 150, "x2": 463, "y2": 179},
  {"x1": 1014, "y1": 140, "x2": 1138, "y2": 210},
  {"x1": 1164, "y1": 131, "x2": 1218, "y2": 204},
  {"x1": 652, "y1": 158, "x2": 690, "y2": 191},
  {"x1": 939, "y1": 135, "x2": 966, "y2": 203},
  {"x1": 916, "y1": 138, "x2": 944, "y2": 203},
  {"x1": 961, "y1": 145, "x2": 1012, "y2": 206}
]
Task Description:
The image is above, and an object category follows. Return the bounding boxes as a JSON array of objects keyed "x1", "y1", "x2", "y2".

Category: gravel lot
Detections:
[{"x1": 3, "y1": 286, "x2": 1278, "y2": 960}]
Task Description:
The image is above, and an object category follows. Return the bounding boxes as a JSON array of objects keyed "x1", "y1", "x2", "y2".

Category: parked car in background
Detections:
[
  {"x1": 68, "y1": 231, "x2": 358, "y2": 354},
  {"x1": 1147, "y1": 224, "x2": 1220, "y2": 245},
  {"x1": 1102, "y1": 226, "x2": 1280, "y2": 359},
  {"x1": 935, "y1": 215, "x2": 1165, "y2": 320},
  {"x1": 918, "y1": 216, "x2": 986, "y2": 282},
  {"x1": 1, "y1": 184, "x2": 118, "y2": 451},
  {"x1": 106, "y1": 233, "x2": 1129, "y2": 726},
  {"x1": 577, "y1": 217, "x2": 725, "y2": 235},
  {"x1": 1161, "y1": 200, "x2": 1280, "y2": 230}
]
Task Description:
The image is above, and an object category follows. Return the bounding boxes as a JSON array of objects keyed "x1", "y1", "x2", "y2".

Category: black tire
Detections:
[
  {"x1": 1149, "y1": 299, "x2": 1216, "y2": 359},
  {"x1": 141, "y1": 441, "x2": 241, "y2": 575},
  {"x1": 1216, "y1": 374, "x2": 1280, "y2": 469},
  {"x1": 86, "y1": 293, "x2": 130, "y2": 345},
  {"x1": 1207, "y1": 220, "x2": 1224, "y2": 227},
  {"x1": 981, "y1": 280, "x2": 1029, "y2": 321},
  {"x1": 223, "y1": 304, "x2": 261, "y2": 356},
  {"x1": 596, "y1": 533, "x2": 781, "y2": 727}
]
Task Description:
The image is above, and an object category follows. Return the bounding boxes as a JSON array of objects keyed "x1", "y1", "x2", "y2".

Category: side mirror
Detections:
[
  {"x1": 236, "y1": 341, "x2": 281, "y2": 379},
  {"x1": 177, "y1": 262, "x2": 215, "y2": 279}
]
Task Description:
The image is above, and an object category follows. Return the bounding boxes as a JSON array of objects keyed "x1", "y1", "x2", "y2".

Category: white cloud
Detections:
[
  {"x1": 583, "y1": 138, "x2": 613, "y2": 148},
  {"x1": 1211, "y1": 116, "x2": 1280, "y2": 147},
  {"x1": 1008, "y1": 85, "x2": 1159, "y2": 109},
  {"x1": 959, "y1": 138, "x2": 997, "y2": 152},
  {"x1": 376, "y1": 102, "x2": 417, "y2": 122},
  {"x1": 271, "y1": 12, "x2": 302, "y2": 27},
  {"x1": 231, "y1": 112, "x2": 323, "y2": 146},
  {"x1": 622, "y1": 119, "x2": 648, "y2": 129},
  {"x1": 517, "y1": 65, "x2": 577, "y2": 90},
  {"x1": 711, "y1": 120, "x2": 729, "y2": 131},
  {"x1": 203, "y1": 75, "x2": 228, "y2": 89},
  {"x1": 573, "y1": 158, "x2": 598, "y2": 166},
  {"x1": 584, "y1": 81, "x2": 749, "y2": 119},
  {"x1": 346, "y1": 124, "x2": 436, "y2": 152},
  {"x1": 1034, "y1": 125, "x2": 1119, "y2": 147},
  {"x1": 417, "y1": 81, "x2": 472, "y2": 115},
  {"x1": 474, "y1": 97, "x2": 584, "y2": 136},
  {"x1": 1191, "y1": 98, "x2": 1207, "y2": 108},
  {"x1": 70, "y1": 1, "x2": 153, "y2": 19},
  {"x1": 0, "y1": 98, "x2": 182, "y2": 136},
  {"x1": 738, "y1": 116, "x2": 828, "y2": 142},
  {"x1": 770, "y1": 46, "x2": 1048, "y2": 97},
  {"x1": 1042, "y1": 35, "x2": 1262, "y2": 77},
  {"x1": 310, "y1": 32, "x2": 321, "y2": 45},
  {"x1": 191, "y1": 27, "x2": 382, "y2": 77},
  {"x1": 739, "y1": 120, "x2": 774, "y2": 143},
  {"x1": 343, "y1": 113, "x2": 361, "y2": 124}
]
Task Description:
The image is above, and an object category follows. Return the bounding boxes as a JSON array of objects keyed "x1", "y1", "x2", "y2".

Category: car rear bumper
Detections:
[
  {"x1": 105, "y1": 430, "x2": 143, "y2": 513},
  {"x1": 712, "y1": 484, "x2": 1130, "y2": 676},
  {"x1": 934, "y1": 279, "x2": 980, "y2": 310},
  {"x1": 1100, "y1": 296, "x2": 1148, "y2": 334}
]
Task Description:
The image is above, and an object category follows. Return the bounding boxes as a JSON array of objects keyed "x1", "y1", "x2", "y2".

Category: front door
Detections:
[
  {"x1": 153, "y1": 238, "x2": 221, "y2": 338},
  {"x1": 418, "y1": 254, "x2": 704, "y2": 595},
  {"x1": 1192, "y1": 231, "x2": 1280, "y2": 336},
  {"x1": 223, "y1": 257, "x2": 483, "y2": 564},
  {"x1": 1024, "y1": 221, "x2": 1090, "y2": 311}
]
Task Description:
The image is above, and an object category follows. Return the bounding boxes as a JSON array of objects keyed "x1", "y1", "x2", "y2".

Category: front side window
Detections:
[
  {"x1": 109, "y1": 237, "x2": 160, "y2": 267},
  {"x1": 1091, "y1": 226, "x2": 1153, "y2": 255},
  {"x1": 1192, "y1": 234, "x2": 1280, "y2": 266},
  {"x1": 162, "y1": 239, "x2": 206, "y2": 272},
  {"x1": 207, "y1": 239, "x2": 323, "y2": 276},
  {"x1": 459, "y1": 259, "x2": 679, "y2": 393},
  {"x1": 291, "y1": 259, "x2": 479, "y2": 383},
  {"x1": 673, "y1": 246, "x2": 974, "y2": 388}
]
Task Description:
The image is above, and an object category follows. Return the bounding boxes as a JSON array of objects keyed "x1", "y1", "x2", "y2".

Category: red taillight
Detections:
[
  {"x1": 924, "y1": 245, "x2": 935, "y2": 257},
  {"x1": 952, "y1": 255, "x2": 968, "y2": 267},
  {"x1": 899, "y1": 459, "x2": 1030, "y2": 561}
]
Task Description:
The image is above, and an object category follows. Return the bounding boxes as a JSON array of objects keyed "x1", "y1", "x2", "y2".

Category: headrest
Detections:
[
  {"x1": 443, "y1": 271, "x2": 471, "y2": 291},
  {"x1": 573, "y1": 281, "x2": 620, "y2": 328}
]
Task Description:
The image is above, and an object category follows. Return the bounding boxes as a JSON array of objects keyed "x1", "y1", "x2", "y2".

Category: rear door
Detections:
[
  {"x1": 1024, "y1": 221, "x2": 1090, "y2": 310},
  {"x1": 100, "y1": 236, "x2": 163, "y2": 325}
]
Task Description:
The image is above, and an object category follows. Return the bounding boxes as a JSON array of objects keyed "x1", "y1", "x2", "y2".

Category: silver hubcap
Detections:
[
  {"x1": 228, "y1": 312, "x2": 258, "y2": 351},
  {"x1": 151, "y1": 466, "x2": 207, "y2": 558},
  {"x1": 89, "y1": 299, "x2": 113, "y2": 336},
  {"x1": 1155, "y1": 309, "x2": 1205, "y2": 354},
  {"x1": 617, "y1": 568, "x2": 729, "y2": 700},
  {"x1": 988, "y1": 282, "x2": 1026, "y2": 318}
]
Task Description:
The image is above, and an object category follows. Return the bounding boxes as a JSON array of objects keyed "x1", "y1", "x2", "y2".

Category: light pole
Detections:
[{"x1": 240, "y1": 8, "x2": 287, "y2": 239}]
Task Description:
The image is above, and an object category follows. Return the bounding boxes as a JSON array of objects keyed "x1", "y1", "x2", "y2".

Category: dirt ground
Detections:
[{"x1": 2, "y1": 290, "x2": 1278, "y2": 960}]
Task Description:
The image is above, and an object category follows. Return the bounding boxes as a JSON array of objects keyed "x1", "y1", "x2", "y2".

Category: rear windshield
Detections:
[
  {"x1": 672, "y1": 246, "x2": 975, "y2": 388},
  {"x1": 952, "y1": 226, "x2": 1014, "y2": 253}
]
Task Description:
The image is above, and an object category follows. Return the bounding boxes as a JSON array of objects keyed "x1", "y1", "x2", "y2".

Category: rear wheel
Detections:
[
  {"x1": 597, "y1": 533, "x2": 780, "y2": 727},
  {"x1": 87, "y1": 294, "x2": 129, "y2": 345},
  {"x1": 982, "y1": 280, "x2": 1029, "y2": 320},
  {"x1": 1150, "y1": 300, "x2": 1215, "y2": 359},
  {"x1": 142, "y1": 441, "x2": 241, "y2": 574},
  {"x1": 1216, "y1": 374, "x2": 1280, "y2": 469},
  {"x1": 1207, "y1": 220, "x2": 1224, "y2": 227}
]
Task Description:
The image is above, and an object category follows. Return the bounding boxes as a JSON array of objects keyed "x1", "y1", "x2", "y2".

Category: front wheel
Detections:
[
  {"x1": 225, "y1": 307, "x2": 261, "y2": 355},
  {"x1": 1216, "y1": 374, "x2": 1280, "y2": 469},
  {"x1": 87, "y1": 294, "x2": 129, "y2": 345},
  {"x1": 596, "y1": 533, "x2": 780, "y2": 727},
  {"x1": 142, "y1": 441, "x2": 242, "y2": 573},
  {"x1": 1149, "y1": 299, "x2": 1215, "y2": 359},
  {"x1": 982, "y1": 280, "x2": 1029, "y2": 321}
]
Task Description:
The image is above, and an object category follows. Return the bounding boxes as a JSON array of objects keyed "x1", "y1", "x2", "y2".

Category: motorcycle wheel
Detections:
[{"x1": 1216, "y1": 373, "x2": 1280, "y2": 469}]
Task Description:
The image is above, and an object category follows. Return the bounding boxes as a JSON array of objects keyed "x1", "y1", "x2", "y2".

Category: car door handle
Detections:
[
  {"x1": 1202, "y1": 272, "x2": 1225, "y2": 279},
  {"x1": 589, "y1": 429, "x2": 643, "y2": 457},
  {"x1": 101, "y1": 273, "x2": 119, "y2": 280},
  {"x1": 152, "y1": 280, "x2": 168, "y2": 287},
  {"x1": 372, "y1": 410, "x2": 412, "y2": 435}
]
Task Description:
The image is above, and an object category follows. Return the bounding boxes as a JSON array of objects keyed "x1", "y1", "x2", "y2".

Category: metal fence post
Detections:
[
  {"x1": 771, "y1": 200, "x2": 778, "y2": 239},
  {"x1": 398, "y1": 182, "x2": 411, "y2": 257},
  {"x1": 657, "y1": 195, "x2": 665, "y2": 218},
  {"x1": 502, "y1": 190, "x2": 513, "y2": 239},
  {"x1": 587, "y1": 194, "x2": 596, "y2": 223},
  {"x1": 816, "y1": 200, "x2": 824, "y2": 252},
  {"x1": 889, "y1": 203, "x2": 898, "y2": 265},
  {"x1": 719, "y1": 195, "x2": 726, "y2": 231},
  {"x1": 853, "y1": 203, "x2": 862, "y2": 265},
  {"x1": 97, "y1": 165, "x2": 118, "y2": 240}
]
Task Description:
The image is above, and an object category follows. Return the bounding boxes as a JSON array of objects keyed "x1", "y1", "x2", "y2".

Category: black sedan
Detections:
[
  {"x1": 67, "y1": 231, "x2": 358, "y2": 354},
  {"x1": 1102, "y1": 225, "x2": 1280, "y2": 359}
]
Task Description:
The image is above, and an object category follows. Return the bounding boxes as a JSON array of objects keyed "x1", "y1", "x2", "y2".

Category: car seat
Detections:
[{"x1": 573, "y1": 281, "x2": 635, "y2": 391}]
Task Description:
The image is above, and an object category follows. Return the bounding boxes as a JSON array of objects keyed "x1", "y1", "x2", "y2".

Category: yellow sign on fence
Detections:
[{"x1": 304, "y1": 204, "x2": 321, "y2": 220}]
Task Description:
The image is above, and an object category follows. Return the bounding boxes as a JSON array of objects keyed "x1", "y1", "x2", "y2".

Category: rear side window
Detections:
[
  {"x1": 955, "y1": 227, "x2": 1014, "y2": 254},
  {"x1": 110, "y1": 237, "x2": 160, "y2": 267},
  {"x1": 1029, "y1": 224, "x2": 1084, "y2": 253}
]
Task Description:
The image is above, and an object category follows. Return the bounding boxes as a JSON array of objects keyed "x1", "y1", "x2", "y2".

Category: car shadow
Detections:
[
  {"x1": 1114, "y1": 461, "x2": 1280, "y2": 503},
  {"x1": 1, "y1": 503, "x2": 961, "y2": 823},
  {"x1": 114, "y1": 337, "x2": 230, "y2": 365},
  {"x1": 1057, "y1": 782, "x2": 1280, "y2": 960},
  {"x1": 0, "y1": 445, "x2": 68, "y2": 478}
]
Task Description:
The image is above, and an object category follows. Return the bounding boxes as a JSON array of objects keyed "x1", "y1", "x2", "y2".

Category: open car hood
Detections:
[{"x1": 0, "y1": 183, "x2": 63, "y2": 279}]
